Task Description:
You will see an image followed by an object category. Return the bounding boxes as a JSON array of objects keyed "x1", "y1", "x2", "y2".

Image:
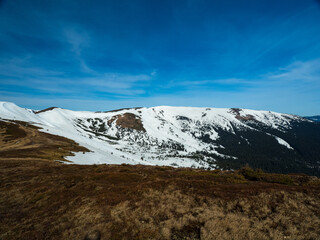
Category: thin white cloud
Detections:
[
  {"x1": 63, "y1": 27, "x2": 90, "y2": 56},
  {"x1": 0, "y1": 54, "x2": 155, "y2": 96},
  {"x1": 84, "y1": 74, "x2": 151, "y2": 88},
  {"x1": 62, "y1": 26, "x2": 97, "y2": 74},
  {"x1": 243, "y1": 5, "x2": 316, "y2": 67},
  {"x1": 167, "y1": 78, "x2": 251, "y2": 88},
  {"x1": 164, "y1": 58, "x2": 320, "y2": 92},
  {"x1": 268, "y1": 58, "x2": 320, "y2": 83},
  {"x1": 0, "y1": 57, "x2": 63, "y2": 78}
]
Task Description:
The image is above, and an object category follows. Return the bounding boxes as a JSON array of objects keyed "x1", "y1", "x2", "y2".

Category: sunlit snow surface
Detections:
[{"x1": 0, "y1": 102, "x2": 301, "y2": 167}]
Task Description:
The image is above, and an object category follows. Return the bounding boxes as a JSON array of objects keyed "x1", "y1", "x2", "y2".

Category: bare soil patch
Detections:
[{"x1": 108, "y1": 113, "x2": 146, "y2": 132}]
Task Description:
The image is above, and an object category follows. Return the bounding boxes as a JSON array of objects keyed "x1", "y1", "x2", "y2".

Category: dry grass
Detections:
[
  {"x1": 0, "y1": 161, "x2": 319, "y2": 240},
  {"x1": 0, "y1": 120, "x2": 89, "y2": 161}
]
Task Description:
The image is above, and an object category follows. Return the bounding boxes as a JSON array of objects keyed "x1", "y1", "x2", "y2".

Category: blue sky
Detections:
[{"x1": 0, "y1": 0, "x2": 320, "y2": 115}]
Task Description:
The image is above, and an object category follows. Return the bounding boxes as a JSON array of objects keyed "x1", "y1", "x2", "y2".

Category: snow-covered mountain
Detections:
[{"x1": 1, "y1": 101, "x2": 320, "y2": 175}]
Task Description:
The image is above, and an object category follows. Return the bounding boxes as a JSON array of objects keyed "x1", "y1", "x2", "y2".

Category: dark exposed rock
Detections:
[
  {"x1": 103, "y1": 107, "x2": 142, "y2": 113},
  {"x1": 176, "y1": 115, "x2": 192, "y2": 122},
  {"x1": 230, "y1": 108, "x2": 256, "y2": 121},
  {"x1": 34, "y1": 107, "x2": 58, "y2": 114},
  {"x1": 235, "y1": 114, "x2": 255, "y2": 121}
]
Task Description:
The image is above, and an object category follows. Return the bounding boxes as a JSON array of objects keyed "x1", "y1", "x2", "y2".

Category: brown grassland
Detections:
[
  {"x1": 0, "y1": 120, "x2": 89, "y2": 161},
  {"x1": 0, "y1": 120, "x2": 320, "y2": 240}
]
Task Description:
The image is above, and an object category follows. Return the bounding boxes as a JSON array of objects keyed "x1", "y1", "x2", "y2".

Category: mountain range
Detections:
[
  {"x1": 1, "y1": 102, "x2": 320, "y2": 176},
  {"x1": 304, "y1": 115, "x2": 320, "y2": 122}
]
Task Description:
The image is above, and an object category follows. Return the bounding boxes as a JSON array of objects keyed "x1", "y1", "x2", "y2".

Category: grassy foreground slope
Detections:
[
  {"x1": 0, "y1": 120, "x2": 320, "y2": 240},
  {"x1": 1, "y1": 161, "x2": 320, "y2": 240}
]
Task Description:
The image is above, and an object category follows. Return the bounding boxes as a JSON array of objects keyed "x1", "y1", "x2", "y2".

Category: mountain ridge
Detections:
[{"x1": 1, "y1": 101, "x2": 320, "y2": 176}]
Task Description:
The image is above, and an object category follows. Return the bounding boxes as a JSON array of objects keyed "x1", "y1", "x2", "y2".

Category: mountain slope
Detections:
[
  {"x1": 1, "y1": 102, "x2": 320, "y2": 176},
  {"x1": 1, "y1": 161, "x2": 319, "y2": 240},
  {"x1": 0, "y1": 119, "x2": 89, "y2": 161}
]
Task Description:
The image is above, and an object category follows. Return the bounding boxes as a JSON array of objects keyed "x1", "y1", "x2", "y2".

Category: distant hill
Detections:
[{"x1": 304, "y1": 115, "x2": 320, "y2": 122}]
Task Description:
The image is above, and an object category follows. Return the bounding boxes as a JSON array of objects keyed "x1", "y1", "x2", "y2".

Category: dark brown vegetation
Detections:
[
  {"x1": 0, "y1": 161, "x2": 319, "y2": 240},
  {"x1": 108, "y1": 113, "x2": 146, "y2": 132},
  {"x1": 0, "y1": 120, "x2": 320, "y2": 239}
]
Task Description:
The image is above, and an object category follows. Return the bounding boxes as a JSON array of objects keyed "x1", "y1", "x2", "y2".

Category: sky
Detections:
[{"x1": 0, "y1": 0, "x2": 320, "y2": 115}]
